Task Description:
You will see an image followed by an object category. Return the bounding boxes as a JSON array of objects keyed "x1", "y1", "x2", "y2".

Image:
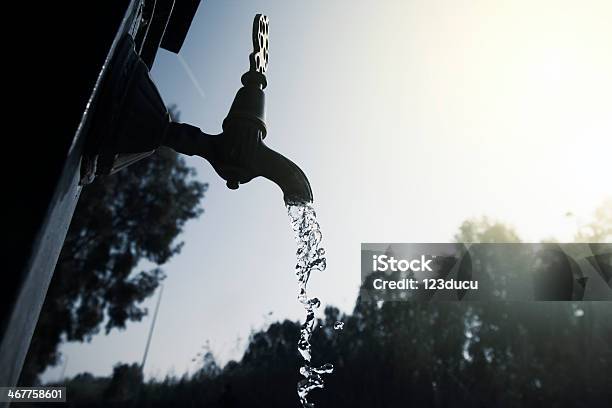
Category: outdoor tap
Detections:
[
  {"x1": 163, "y1": 15, "x2": 313, "y2": 204},
  {"x1": 89, "y1": 14, "x2": 311, "y2": 204}
]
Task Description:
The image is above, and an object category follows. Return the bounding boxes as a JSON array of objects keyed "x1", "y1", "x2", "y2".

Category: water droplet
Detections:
[{"x1": 309, "y1": 298, "x2": 321, "y2": 309}]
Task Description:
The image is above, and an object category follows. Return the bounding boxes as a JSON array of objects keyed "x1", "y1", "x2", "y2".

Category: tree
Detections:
[
  {"x1": 575, "y1": 198, "x2": 612, "y2": 242},
  {"x1": 34, "y1": 208, "x2": 612, "y2": 407},
  {"x1": 103, "y1": 363, "x2": 143, "y2": 402},
  {"x1": 20, "y1": 107, "x2": 207, "y2": 385},
  {"x1": 454, "y1": 216, "x2": 521, "y2": 243}
]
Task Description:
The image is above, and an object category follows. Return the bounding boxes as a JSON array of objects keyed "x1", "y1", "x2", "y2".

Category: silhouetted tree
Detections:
[
  {"x1": 575, "y1": 198, "x2": 612, "y2": 242},
  {"x1": 104, "y1": 363, "x2": 143, "y2": 402},
  {"x1": 21, "y1": 107, "x2": 207, "y2": 385},
  {"x1": 454, "y1": 216, "x2": 521, "y2": 243},
  {"x1": 45, "y1": 208, "x2": 612, "y2": 408}
]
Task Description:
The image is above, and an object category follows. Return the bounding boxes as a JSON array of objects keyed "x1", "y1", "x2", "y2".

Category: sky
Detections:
[{"x1": 43, "y1": 0, "x2": 612, "y2": 381}]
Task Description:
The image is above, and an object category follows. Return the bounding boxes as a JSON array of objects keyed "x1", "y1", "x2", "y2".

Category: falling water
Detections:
[{"x1": 288, "y1": 203, "x2": 333, "y2": 407}]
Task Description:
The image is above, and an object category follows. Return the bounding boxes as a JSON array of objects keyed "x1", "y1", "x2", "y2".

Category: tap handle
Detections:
[
  {"x1": 250, "y1": 14, "x2": 269, "y2": 74},
  {"x1": 242, "y1": 14, "x2": 269, "y2": 88}
]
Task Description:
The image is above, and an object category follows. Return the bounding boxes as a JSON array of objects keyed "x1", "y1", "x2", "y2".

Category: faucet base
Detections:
[{"x1": 84, "y1": 34, "x2": 170, "y2": 180}]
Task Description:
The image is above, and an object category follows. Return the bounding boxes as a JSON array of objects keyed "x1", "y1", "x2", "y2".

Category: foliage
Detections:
[
  {"x1": 52, "y1": 213, "x2": 612, "y2": 407},
  {"x1": 575, "y1": 198, "x2": 612, "y2": 242},
  {"x1": 104, "y1": 363, "x2": 144, "y2": 402},
  {"x1": 454, "y1": 216, "x2": 521, "y2": 243},
  {"x1": 56, "y1": 302, "x2": 612, "y2": 407},
  {"x1": 21, "y1": 108, "x2": 207, "y2": 385}
]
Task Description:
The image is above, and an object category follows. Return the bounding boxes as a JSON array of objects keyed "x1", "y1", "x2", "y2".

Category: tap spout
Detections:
[{"x1": 256, "y1": 142, "x2": 313, "y2": 205}]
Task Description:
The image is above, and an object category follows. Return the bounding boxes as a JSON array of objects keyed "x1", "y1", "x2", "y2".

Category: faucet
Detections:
[
  {"x1": 87, "y1": 14, "x2": 313, "y2": 205},
  {"x1": 163, "y1": 15, "x2": 312, "y2": 204}
]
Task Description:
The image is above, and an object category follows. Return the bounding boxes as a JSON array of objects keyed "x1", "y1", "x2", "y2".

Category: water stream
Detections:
[{"x1": 288, "y1": 203, "x2": 333, "y2": 407}]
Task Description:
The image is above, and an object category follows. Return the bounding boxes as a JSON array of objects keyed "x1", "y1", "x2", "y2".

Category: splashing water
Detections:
[{"x1": 288, "y1": 203, "x2": 333, "y2": 407}]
